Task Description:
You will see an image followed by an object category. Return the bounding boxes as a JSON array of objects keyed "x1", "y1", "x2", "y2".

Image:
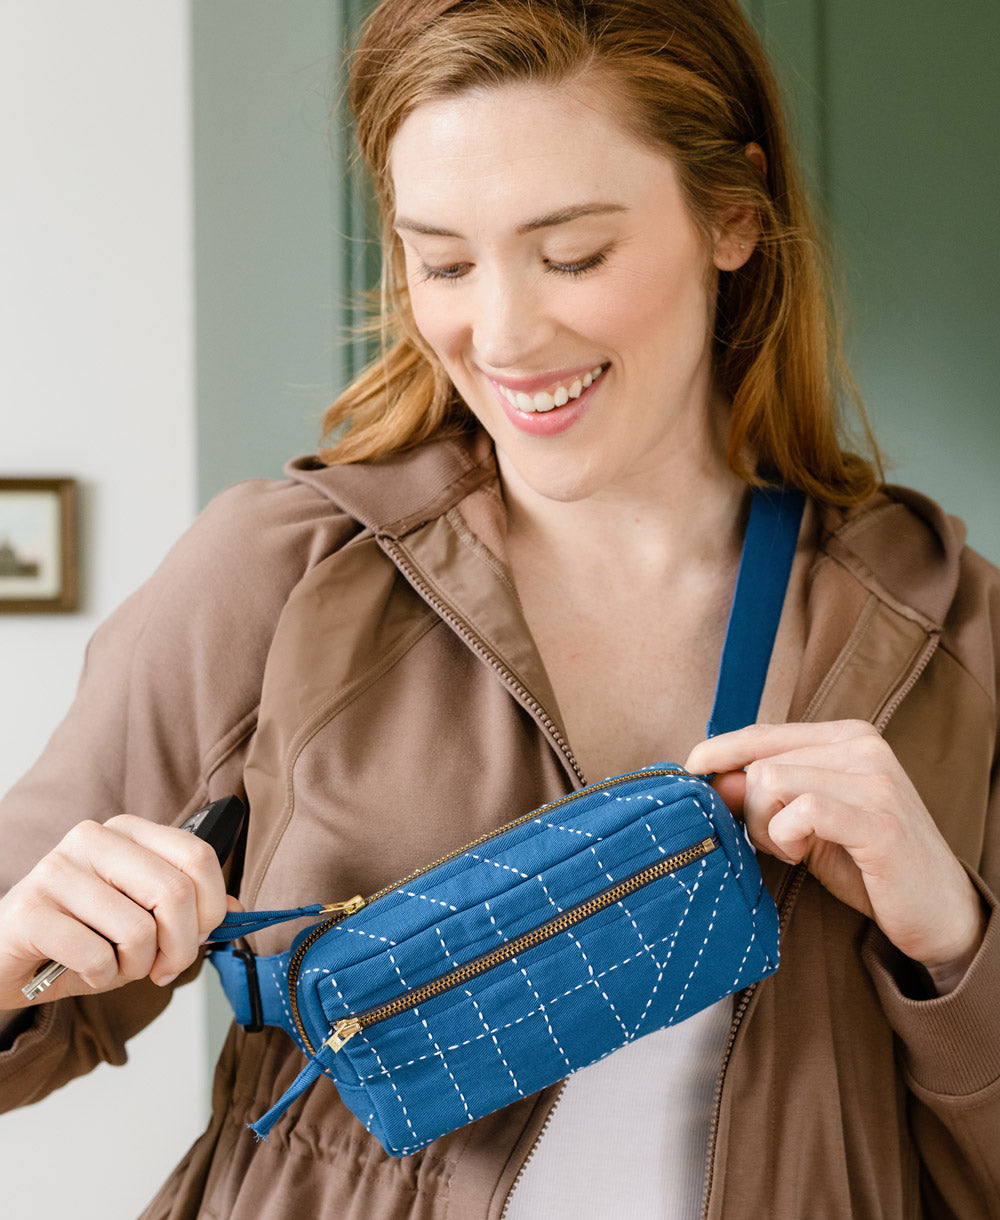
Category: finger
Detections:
[
  {"x1": 102, "y1": 814, "x2": 229, "y2": 938},
  {"x1": 762, "y1": 793, "x2": 877, "y2": 917},
  {"x1": 744, "y1": 758, "x2": 898, "y2": 815},
  {"x1": 742, "y1": 733, "x2": 897, "y2": 781},
  {"x1": 764, "y1": 792, "x2": 848, "y2": 863},
  {"x1": 685, "y1": 719, "x2": 877, "y2": 776},
  {"x1": 32, "y1": 852, "x2": 161, "y2": 984},
  {"x1": 15, "y1": 900, "x2": 128, "y2": 993},
  {"x1": 708, "y1": 769, "x2": 747, "y2": 817},
  {"x1": 60, "y1": 820, "x2": 204, "y2": 984},
  {"x1": 742, "y1": 766, "x2": 894, "y2": 863},
  {"x1": 197, "y1": 892, "x2": 246, "y2": 945}
]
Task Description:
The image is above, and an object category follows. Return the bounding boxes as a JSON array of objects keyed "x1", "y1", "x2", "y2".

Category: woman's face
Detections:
[{"x1": 390, "y1": 80, "x2": 746, "y2": 505}]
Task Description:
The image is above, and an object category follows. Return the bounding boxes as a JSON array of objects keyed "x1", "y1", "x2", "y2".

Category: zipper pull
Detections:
[
  {"x1": 326, "y1": 1018, "x2": 362, "y2": 1052},
  {"x1": 320, "y1": 895, "x2": 365, "y2": 917},
  {"x1": 208, "y1": 902, "x2": 330, "y2": 943},
  {"x1": 248, "y1": 1054, "x2": 326, "y2": 1140}
]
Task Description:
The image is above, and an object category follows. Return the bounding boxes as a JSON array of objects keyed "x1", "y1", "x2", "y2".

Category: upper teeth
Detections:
[{"x1": 498, "y1": 365, "x2": 606, "y2": 413}]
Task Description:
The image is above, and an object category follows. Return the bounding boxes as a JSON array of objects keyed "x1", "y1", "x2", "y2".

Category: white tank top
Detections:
[{"x1": 504, "y1": 997, "x2": 731, "y2": 1219}]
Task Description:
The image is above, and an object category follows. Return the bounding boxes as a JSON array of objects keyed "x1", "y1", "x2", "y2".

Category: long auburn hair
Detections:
[{"x1": 319, "y1": 0, "x2": 881, "y2": 504}]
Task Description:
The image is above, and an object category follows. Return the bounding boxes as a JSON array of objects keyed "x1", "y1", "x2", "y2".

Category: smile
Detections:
[{"x1": 493, "y1": 365, "x2": 607, "y2": 414}]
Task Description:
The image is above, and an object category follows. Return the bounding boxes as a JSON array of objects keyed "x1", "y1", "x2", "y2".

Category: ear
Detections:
[{"x1": 712, "y1": 142, "x2": 767, "y2": 271}]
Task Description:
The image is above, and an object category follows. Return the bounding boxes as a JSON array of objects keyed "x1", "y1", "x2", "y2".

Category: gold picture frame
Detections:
[{"x1": 0, "y1": 478, "x2": 79, "y2": 613}]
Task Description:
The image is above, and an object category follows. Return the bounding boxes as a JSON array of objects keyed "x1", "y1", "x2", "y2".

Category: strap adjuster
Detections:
[{"x1": 232, "y1": 947, "x2": 264, "y2": 1033}]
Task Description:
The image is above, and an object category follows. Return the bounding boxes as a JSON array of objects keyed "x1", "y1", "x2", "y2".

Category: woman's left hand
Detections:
[{"x1": 685, "y1": 720, "x2": 987, "y2": 994}]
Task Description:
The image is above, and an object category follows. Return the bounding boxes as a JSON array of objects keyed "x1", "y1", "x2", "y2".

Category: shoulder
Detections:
[
  {"x1": 85, "y1": 471, "x2": 367, "y2": 696},
  {"x1": 129, "y1": 432, "x2": 496, "y2": 641},
  {"x1": 166, "y1": 472, "x2": 364, "y2": 584}
]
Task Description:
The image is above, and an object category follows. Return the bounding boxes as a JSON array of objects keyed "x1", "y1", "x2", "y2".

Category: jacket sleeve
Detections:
[
  {"x1": 863, "y1": 546, "x2": 1000, "y2": 1218},
  {"x1": 862, "y1": 870, "x2": 1000, "y2": 1217},
  {"x1": 0, "y1": 474, "x2": 359, "y2": 1112}
]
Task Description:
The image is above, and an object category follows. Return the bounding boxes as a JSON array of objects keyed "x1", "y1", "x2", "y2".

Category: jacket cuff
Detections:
[
  {"x1": 0, "y1": 1001, "x2": 67, "y2": 1111},
  {"x1": 862, "y1": 871, "x2": 1000, "y2": 1098}
]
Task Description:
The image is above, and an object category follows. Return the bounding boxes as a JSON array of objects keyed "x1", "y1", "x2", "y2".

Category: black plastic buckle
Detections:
[{"x1": 232, "y1": 946, "x2": 264, "y2": 1033}]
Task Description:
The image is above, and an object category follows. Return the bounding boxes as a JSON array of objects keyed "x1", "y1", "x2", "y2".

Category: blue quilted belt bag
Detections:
[{"x1": 207, "y1": 486, "x2": 804, "y2": 1156}]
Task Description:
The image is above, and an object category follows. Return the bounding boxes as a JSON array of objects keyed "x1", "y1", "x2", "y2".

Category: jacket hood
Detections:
[{"x1": 819, "y1": 485, "x2": 966, "y2": 632}]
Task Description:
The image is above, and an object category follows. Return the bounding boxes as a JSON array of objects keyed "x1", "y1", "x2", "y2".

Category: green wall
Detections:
[
  {"x1": 192, "y1": 0, "x2": 374, "y2": 505},
  {"x1": 745, "y1": 0, "x2": 999, "y2": 561}
]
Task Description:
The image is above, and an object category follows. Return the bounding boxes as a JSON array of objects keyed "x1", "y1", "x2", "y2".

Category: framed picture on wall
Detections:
[{"x1": 0, "y1": 478, "x2": 79, "y2": 613}]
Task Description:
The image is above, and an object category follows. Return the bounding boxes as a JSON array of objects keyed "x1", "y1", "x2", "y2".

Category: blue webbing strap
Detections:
[
  {"x1": 210, "y1": 946, "x2": 298, "y2": 1037},
  {"x1": 706, "y1": 486, "x2": 806, "y2": 739},
  {"x1": 206, "y1": 904, "x2": 327, "y2": 1036}
]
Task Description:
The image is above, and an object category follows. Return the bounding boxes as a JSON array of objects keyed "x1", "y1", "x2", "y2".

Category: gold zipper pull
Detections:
[
  {"x1": 320, "y1": 895, "x2": 365, "y2": 917},
  {"x1": 326, "y1": 1018, "x2": 362, "y2": 1052}
]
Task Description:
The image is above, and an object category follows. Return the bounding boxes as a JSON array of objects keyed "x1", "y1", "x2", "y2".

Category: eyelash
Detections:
[{"x1": 418, "y1": 250, "x2": 608, "y2": 284}]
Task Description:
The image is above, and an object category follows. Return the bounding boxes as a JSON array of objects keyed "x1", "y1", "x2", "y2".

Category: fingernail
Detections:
[{"x1": 156, "y1": 972, "x2": 179, "y2": 988}]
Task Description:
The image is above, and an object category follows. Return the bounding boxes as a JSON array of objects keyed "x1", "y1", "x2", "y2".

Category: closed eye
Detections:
[
  {"x1": 544, "y1": 250, "x2": 608, "y2": 277},
  {"x1": 418, "y1": 261, "x2": 472, "y2": 283},
  {"x1": 416, "y1": 248, "x2": 609, "y2": 285}
]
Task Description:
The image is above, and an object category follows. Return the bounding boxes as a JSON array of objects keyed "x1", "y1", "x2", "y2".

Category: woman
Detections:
[{"x1": 1, "y1": 1, "x2": 997, "y2": 1216}]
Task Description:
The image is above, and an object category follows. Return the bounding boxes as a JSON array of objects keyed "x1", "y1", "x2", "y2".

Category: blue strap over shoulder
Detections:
[{"x1": 707, "y1": 486, "x2": 805, "y2": 738}]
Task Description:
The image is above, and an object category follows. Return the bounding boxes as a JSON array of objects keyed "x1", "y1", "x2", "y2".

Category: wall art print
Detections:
[{"x1": 0, "y1": 478, "x2": 78, "y2": 613}]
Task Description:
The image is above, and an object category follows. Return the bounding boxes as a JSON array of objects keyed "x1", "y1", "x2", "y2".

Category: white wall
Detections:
[{"x1": 0, "y1": 5, "x2": 209, "y2": 1216}]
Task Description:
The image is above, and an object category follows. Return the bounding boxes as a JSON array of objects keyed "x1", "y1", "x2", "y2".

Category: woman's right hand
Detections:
[{"x1": 0, "y1": 815, "x2": 232, "y2": 1010}]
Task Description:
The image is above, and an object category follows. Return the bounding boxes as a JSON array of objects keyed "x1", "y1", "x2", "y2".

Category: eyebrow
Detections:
[{"x1": 393, "y1": 202, "x2": 628, "y2": 238}]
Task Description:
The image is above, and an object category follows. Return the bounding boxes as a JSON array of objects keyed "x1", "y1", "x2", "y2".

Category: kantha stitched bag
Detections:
[{"x1": 207, "y1": 486, "x2": 804, "y2": 1156}]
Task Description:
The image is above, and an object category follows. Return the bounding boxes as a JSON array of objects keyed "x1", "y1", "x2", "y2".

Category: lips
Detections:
[{"x1": 490, "y1": 364, "x2": 607, "y2": 414}]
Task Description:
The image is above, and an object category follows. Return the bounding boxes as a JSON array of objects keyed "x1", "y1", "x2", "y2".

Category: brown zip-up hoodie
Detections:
[{"x1": 2, "y1": 432, "x2": 998, "y2": 1218}]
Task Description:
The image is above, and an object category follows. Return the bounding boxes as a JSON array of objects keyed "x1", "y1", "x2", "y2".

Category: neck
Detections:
[{"x1": 501, "y1": 407, "x2": 749, "y2": 574}]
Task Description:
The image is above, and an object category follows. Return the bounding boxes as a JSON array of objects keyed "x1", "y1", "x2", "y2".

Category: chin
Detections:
[{"x1": 497, "y1": 448, "x2": 615, "y2": 505}]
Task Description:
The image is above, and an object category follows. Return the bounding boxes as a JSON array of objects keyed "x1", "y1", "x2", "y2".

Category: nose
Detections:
[{"x1": 471, "y1": 267, "x2": 554, "y2": 372}]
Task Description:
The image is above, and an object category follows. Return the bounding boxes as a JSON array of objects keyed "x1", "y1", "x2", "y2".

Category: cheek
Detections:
[
  {"x1": 407, "y1": 286, "x2": 464, "y2": 363},
  {"x1": 611, "y1": 257, "x2": 715, "y2": 354},
  {"x1": 569, "y1": 275, "x2": 673, "y2": 354}
]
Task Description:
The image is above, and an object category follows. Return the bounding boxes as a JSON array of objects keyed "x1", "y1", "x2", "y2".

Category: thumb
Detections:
[{"x1": 708, "y1": 769, "x2": 748, "y2": 818}]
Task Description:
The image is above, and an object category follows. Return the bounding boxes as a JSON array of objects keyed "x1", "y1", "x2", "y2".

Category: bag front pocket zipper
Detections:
[{"x1": 325, "y1": 831, "x2": 720, "y2": 1052}]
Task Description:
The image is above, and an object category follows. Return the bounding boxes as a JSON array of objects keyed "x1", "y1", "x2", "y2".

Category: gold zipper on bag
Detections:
[
  {"x1": 286, "y1": 767, "x2": 690, "y2": 1053},
  {"x1": 326, "y1": 832, "x2": 719, "y2": 1053}
]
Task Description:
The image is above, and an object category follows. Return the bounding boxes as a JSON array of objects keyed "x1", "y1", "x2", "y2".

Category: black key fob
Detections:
[{"x1": 179, "y1": 795, "x2": 246, "y2": 865}]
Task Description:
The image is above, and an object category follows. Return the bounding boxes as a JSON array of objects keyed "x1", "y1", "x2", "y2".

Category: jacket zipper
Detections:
[
  {"x1": 326, "y1": 833, "x2": 719, "y2": 1052},
  {"x1": 498, "y1": 1077, "x2": 568, "y2": 1219},
  {"x1": 380, "y1": 536, "x2": 587, "y2": 786},
  {"x1": 874, "y1": 632, "x2": 939, "y2": 733},
  {"x1": 286, "y1": 767, "x2": 687, "y2": 1052}
]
